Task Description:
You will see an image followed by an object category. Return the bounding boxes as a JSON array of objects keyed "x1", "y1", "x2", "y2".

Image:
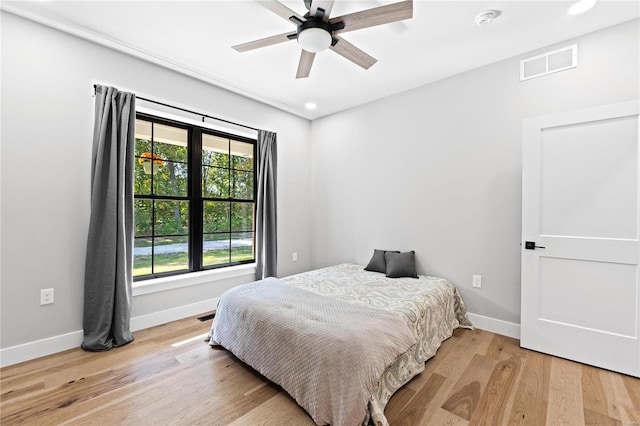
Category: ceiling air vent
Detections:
[{"x1": 520, "y1": 44, "x2": 577, "y2": 81}]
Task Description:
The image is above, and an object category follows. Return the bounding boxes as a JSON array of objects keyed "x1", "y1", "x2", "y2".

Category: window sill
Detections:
[{"x1": 132, "y1": 263, "x2": 256, "y2": 296}]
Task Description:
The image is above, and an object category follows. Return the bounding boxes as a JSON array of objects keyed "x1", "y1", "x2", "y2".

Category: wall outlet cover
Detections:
[
  {"x1": 472, "y1": 275, "x2": 482, "y2": 288},
  {"x1": 40, "y1": 288, "x2": 54, "y2": 305}
]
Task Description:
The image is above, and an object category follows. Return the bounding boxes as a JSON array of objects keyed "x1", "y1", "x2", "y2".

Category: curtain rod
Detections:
[{"x1": 93, "y1": 84, "x2": 260, "y2": 133}]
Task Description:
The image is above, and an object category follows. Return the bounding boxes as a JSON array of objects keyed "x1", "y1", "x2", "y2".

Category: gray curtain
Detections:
[
  {"x1": 255, "y1": 130, "x2": 278, "y2": 279},
  {"x1": 82, "y1": 85, "x2": 135, "y2": 351}
]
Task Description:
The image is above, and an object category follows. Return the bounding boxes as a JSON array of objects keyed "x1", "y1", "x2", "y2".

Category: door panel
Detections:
[
  {"x1": 540, "y1": 116, "x2": 638, "y2": 239},
  {"x1": 521, "y1": 100, "x2": 640, "y2": 378},
  {"x1": 539, "y1": 257, "x2": 637, "y2": 337}
]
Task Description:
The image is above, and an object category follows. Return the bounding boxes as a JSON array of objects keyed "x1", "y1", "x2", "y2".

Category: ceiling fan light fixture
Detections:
[
  {"x1": 296, "y1": 16, "x2": 334, "y2": 53},
  {"x1": 298, "y1": 27, "x2": 332, "y2": 53}
]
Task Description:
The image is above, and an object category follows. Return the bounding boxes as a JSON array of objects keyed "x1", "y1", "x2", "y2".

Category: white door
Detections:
[{"x1": 521, "y1": 100, "x2": 640, "y2": 378}]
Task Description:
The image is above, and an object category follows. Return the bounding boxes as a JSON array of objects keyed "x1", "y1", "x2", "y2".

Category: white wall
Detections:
[
  {"x1": 310, "y1": 19, "x2": 640, "y2": 326},
  {"x1": 0, "y1": 12, "x2": 312, "y2": 351}
]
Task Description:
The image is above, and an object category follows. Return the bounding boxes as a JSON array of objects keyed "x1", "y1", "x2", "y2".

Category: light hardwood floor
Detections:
[{"x1": 2, "y1": 315, "x2": 639, "y2": 425}]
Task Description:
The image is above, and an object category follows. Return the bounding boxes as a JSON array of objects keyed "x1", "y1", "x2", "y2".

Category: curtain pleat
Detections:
[
  {"x1": 255, "y1": 130, "x2": 278, "y2": 279},
  {"x1": 82, "y1": 85, "x2": 135, "y2": 351}
]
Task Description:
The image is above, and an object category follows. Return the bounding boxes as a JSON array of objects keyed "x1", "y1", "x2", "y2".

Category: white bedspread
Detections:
[
  {"x1": 209, "y1": 264, "x2": 472, "y2": 425},
  {"x1": 210, "y1": 277, "x2": 416, "y2": 425}
]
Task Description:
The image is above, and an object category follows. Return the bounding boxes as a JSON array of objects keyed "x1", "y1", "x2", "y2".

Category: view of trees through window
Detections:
[{"x1": 133, "y1": 116, "x2": 255, "y2": 279}]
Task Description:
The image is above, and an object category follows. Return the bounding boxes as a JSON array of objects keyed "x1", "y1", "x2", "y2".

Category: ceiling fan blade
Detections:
[
  {"x1": 257, "y1": 0, "x2": 304, "y2": 24},
  {"x1": 371, "y1": 0, "x2": 409, "y2": 33},
  {"x1": 232, "y1": 31, "x2": 296, "y2": 52},
  {"x1": 309, "y1": 0, "x2": 335, "y2": 19},
  {"x1": 296, "y1": 50, "x2": 316, "y2": 79},
  {"x1": 329, "y1": 36, "x2": 377, "y2": 70},
  {"x1": 330, "y1": 0, "x2": 412, "y2": 34}
]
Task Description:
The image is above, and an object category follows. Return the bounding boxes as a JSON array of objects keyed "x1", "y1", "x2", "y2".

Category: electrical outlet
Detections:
[
  {"x1": 472, "y1": 275, "x2": 482, "y2": 289},
  {"x1": 292, "y1": 252, "x2": 298, "y2": 262},
  {"x1": 40, "y1": 288, "x2": 54, "y2": 305}
]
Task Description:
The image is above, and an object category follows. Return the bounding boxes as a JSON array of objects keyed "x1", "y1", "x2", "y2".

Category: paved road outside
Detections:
[{"x1": 134, "y1": 239, "x2": 252, "y2": 255}]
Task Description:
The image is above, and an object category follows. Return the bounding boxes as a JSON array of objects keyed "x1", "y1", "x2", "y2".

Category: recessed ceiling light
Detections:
[
  {"x1": 568, "y1": 0, "x2": 598, "y2": 15},
  {"x1": 305, "y1": 102, "x2": 317, "y2": 110},
  {"x1": 475, "y1": 9, "x2": 501, "y2": 26}
]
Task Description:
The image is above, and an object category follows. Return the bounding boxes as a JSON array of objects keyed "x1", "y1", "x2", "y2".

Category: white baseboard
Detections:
[
  {"x1": 0, "y1": 297, "x2": 219, "y2": 368},
  {"x1": 467, "y1": 312, "x2": 521, "y2": 339},
  {"x1": 0, "y1": 330, "x2": 84, "y2": 368},
  {"x1": 130, "y1": 297, "x2": 219, "y2": 332}
]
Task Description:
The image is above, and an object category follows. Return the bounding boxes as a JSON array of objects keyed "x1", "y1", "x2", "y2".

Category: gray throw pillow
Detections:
[
  {"x1": 385, "y1": 251, "x2": 418, "y2": 278},
  {"x1": 364, "y1": 249, "x2": 399, "y2": 273}
]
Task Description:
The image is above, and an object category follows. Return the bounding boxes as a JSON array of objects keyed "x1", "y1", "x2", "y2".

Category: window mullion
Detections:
[
  {"x1": 228, "y1": 141, "x2": 232, "y2": 264},
  {"x1": 151, "y1": 123, "x2": 155, "y2": 275},
  {"x1": 191, "y1": 127, "x2": 203, "y2": 272}
]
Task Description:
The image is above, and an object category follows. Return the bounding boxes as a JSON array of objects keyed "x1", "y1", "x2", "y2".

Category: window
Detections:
[{"x1": 133, "y1": 114, "x2": 256, "y2": 279}]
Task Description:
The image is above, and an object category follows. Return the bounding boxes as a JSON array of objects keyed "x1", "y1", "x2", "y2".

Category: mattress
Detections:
[{"x1": 209, "y1": 263, "x2": 472, "y2": 425}]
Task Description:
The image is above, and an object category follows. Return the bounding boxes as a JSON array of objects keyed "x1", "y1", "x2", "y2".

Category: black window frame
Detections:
[{"x1": 134, "y1": 112, "x2": 257, "y2": 281}]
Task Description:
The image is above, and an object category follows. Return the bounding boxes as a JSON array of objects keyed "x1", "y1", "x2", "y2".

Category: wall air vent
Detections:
[{"x1": 520, "y1": 44, "x2": 578, "y2": 81}]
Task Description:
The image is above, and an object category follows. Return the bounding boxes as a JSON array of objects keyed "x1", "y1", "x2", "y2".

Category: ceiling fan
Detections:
[{"x1": 232, "y1": 0, "x2": 413, "y2": 79}]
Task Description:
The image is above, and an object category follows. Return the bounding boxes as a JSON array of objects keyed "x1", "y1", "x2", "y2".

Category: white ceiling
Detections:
[{"x1": 3, "y1": 0, "x2": 639, "y2": 119}]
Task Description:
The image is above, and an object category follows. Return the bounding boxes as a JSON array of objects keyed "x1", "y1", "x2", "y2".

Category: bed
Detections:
[{"x1": 208, "y1": 263, "x2": 472, "y2": 426}]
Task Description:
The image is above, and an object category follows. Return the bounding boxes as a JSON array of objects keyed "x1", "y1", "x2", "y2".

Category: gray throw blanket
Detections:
[{"x1": 210, "y1": 277, "x2": 416, "y2": 426}]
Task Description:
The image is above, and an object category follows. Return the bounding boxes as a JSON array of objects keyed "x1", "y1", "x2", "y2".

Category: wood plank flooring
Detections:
[{"x1": 1, "y1": 315, "x2": 639, "y2": 425}]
